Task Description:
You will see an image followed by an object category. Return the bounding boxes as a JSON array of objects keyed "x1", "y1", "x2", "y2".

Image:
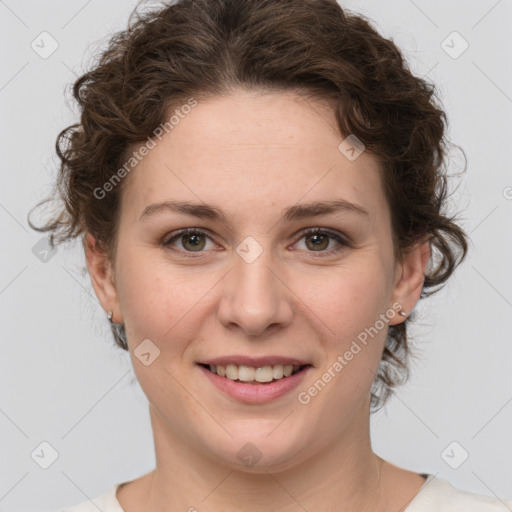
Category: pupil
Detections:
[
  {"x1": 308, "y1": 233, "x2": 328, "y2": 250},
  {"x1": 185, "y1": 234, "x2": 204, "y2": 250}
]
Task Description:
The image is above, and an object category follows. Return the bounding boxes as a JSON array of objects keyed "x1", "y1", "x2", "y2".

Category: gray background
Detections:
[{"x1": 1, "y1": 0, "x2": 511, "y2": 510}]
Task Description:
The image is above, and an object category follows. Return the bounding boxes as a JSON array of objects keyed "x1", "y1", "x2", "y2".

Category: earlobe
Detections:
[
  {"x1": 84, "y1": 232, "x2": 121, "y2": 321},
  {"x1": 390, "y1": 237, "x2": 430, "y2": 324}
]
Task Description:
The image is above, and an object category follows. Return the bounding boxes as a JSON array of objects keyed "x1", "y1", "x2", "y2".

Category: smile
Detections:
[
  {"x1": 200, "y1": 363, "x2": 306, "y2": 384},
  {"x1": 197, "y1": 362, "x2": 312, "y2": 403}
]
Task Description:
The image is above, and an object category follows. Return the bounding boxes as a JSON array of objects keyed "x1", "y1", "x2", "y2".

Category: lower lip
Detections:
[{"x1": 198, "y1": 365, "x2": 312, "y2": 404}]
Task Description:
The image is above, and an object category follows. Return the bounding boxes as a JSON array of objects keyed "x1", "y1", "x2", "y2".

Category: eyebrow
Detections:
[{"x1": 139, "y1": 199, "x2": 369, "y2": 224}]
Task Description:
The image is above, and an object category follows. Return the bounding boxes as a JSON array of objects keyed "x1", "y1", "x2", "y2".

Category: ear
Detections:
[
  {"x1": 388, "y1": 237, "x2": 430, "y2": 325},
  {"x1": 84, "y1": 232, "x2": 122, "y2": 323}
]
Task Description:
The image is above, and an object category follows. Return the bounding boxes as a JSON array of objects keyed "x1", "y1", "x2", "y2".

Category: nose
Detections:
[{"x1": 217, "y1": 249, "x2": 294, "y2": 337}]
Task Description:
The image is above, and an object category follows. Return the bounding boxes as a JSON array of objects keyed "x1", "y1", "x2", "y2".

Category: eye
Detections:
[
  {"x1": 294, "y1": 228, "x2": 349, "y2": 254},
  {"x1": 162, "y1": 227, "x2": 350, "y2": 257},
  {"x1": 163, "y1": 228, "x2": 216, "y2": 254}
]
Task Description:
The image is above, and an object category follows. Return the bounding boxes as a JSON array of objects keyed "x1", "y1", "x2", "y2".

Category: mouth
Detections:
[
  {"x1": 198, "y1": 362, "x2": 311, "y2": 385},
  {"x1": 197, "y1": 360, "x2": 313, "y2": 403}
]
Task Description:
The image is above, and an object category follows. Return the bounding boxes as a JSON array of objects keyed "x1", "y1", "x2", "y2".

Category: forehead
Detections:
[{"x1": 120, "y1": 89, "x2": 387, "y2": 226}]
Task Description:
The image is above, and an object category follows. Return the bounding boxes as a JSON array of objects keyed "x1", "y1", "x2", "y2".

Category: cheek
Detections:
[
  {"x1": 114, "y1": 261, "x2": 159, "y2": 357},
  {"x1": 117, "y1": 258, "x2": 205, "y2": 417},
  {"x1": 117, "y1": 269, "x2": 168, "y2": 338},
  {"x1": 306, "y1": 261, "x2": 390, "y2": 336},
  {"x1": 116, "y1": 253, "x2": 215, "y2": 350},
  {"x1": 302, "y1": 262, "x2": 391, "y2": 389}
]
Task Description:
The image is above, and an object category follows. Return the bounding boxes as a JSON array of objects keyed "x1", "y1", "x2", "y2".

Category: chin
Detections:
[{"x1": 203, "y1": 427, "x2": 311, "y2": 474}]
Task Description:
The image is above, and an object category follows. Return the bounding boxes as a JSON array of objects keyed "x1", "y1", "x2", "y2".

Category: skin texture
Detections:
[{"x1": 86, "y1": 89, "x2": 430, "y2": 511}]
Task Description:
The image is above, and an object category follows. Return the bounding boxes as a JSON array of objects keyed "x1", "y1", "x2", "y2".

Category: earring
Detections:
[
  {"x1": 107, "y1": 310, "x2": 114, "y2": 323},
  {"x1": 399, "y1": 310, "x2": 408, "y2": 317}
]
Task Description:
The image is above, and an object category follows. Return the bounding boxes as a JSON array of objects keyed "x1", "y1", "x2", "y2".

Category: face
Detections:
[{"x1": 87, "y1": 89, "x2": 427, "y2": 472}]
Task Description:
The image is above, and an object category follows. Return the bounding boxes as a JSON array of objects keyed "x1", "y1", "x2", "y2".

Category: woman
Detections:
[{"x1": 29, "y1": 0, "x2": 511, "y2": 510}]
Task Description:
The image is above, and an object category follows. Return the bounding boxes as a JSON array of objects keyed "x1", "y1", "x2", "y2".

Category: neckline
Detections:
[
  {"x1": 403, "y1": 473, "x2": 437, "y2": 509},
  {"x1": 113, "y1": 473, "x2": 436, "y2": 510}
]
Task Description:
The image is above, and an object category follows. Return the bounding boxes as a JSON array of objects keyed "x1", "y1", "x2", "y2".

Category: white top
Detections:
[{"x1": 62, "y1": 474, "x2": 512, "y2": 511}]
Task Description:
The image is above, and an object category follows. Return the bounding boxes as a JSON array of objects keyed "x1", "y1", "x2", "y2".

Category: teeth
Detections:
[
  {"x1": 225, "y1": 364, "x2": 238, "y2": 380},
  {"x1": 255, "y1": 366, "x2": 274, "y2": 383},
  {"x1": 272, "y1": 365, "x2": 284, "y2": 379},
  {"x1": 238, "y1": 365, "x2": 255, "y2": 382},
  {"x1": 207, "y1": 363, "x2": 303, "y2": 383}
]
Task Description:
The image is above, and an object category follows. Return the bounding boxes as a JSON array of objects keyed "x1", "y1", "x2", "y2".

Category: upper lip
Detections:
[{"x1": 199, "y1": 356, "x2": 311, "y2": 367}]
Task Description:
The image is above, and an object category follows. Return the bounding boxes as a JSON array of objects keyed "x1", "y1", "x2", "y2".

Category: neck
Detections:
[{"x1": 139, "y1": 401, "x2": 386, "y2": 512}]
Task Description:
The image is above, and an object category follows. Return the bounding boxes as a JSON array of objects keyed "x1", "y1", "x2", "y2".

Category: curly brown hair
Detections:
[{"x1": 28, "y1": 0, "x2": 469, "y2": 411}]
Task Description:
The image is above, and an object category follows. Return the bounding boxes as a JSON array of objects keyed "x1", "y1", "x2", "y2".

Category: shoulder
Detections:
[
  {"x1": 407, "y1": 474, "x2": 512, "y2": 511},
  {"x1": 60, "y1": 483, "x2": 124, "y2": 512}
]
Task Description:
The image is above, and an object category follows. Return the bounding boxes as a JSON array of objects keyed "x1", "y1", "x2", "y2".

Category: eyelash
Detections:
[{"x1": 162, "y1": 227, "x2": 351, "y2": 257}]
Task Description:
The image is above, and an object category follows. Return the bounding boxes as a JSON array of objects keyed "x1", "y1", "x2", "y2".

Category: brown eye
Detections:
[
  {"x1": 305, "y1": 232, "x2": 330, "y2": 251},
  {"x1": 163, "y1": 229, "x2": 214, "y2": 253},
  {"x1": 295, "y1": 228, "x2": 349, "y2": 254},
  {"x1": 181, "y1": 232, "x2": 206, "y2": 251}
]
